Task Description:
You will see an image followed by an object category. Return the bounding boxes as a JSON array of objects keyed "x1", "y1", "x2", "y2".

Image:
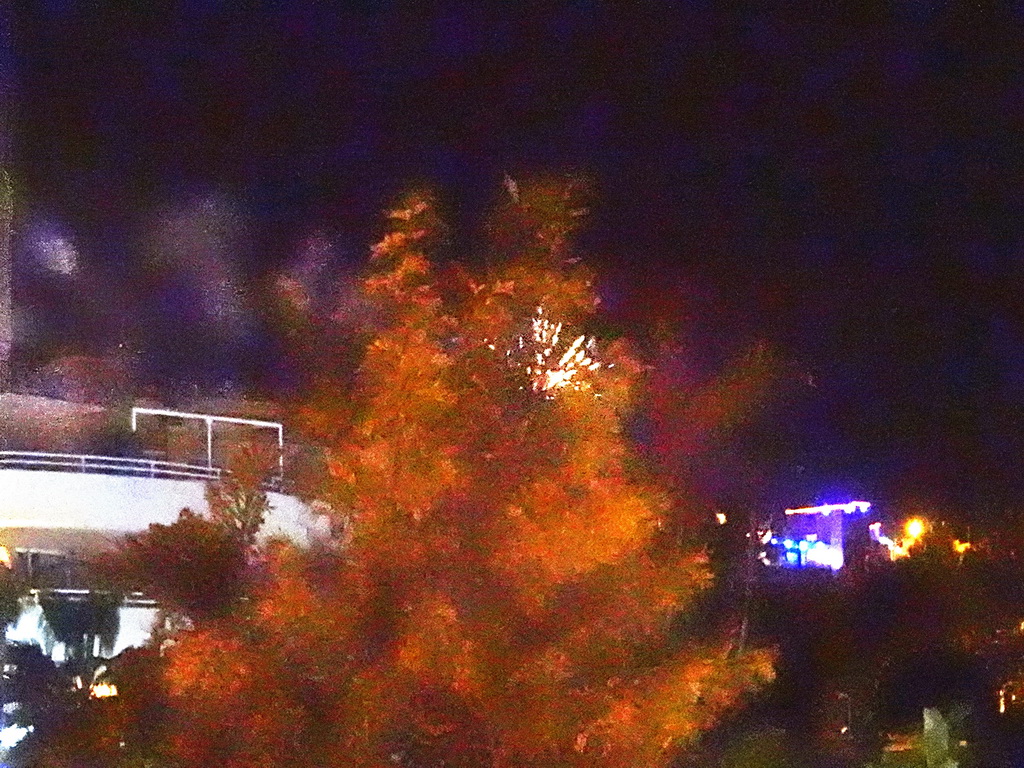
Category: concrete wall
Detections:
[
  {"x1": 0, "y1": 468, "x2": 323, "y2": 544},
  {"x1": 0, "y1": 467, "x2": 328, "y2": 662}
]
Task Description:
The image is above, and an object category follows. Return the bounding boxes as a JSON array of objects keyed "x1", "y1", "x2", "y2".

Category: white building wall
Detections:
[
  {"x1": 0, "y1": 468, "x2": 325, "y2": 663},
  {"x1": 0, "y1": 468, "x2": 321, "y2": 544},
  {"x1": 0, "y1": 468, "x2": 328, "y2": 661}
]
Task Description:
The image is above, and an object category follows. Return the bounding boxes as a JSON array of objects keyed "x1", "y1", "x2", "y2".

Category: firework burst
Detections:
[{"x1": 509, "y1": 307, "x2": 601, "y2": 396}]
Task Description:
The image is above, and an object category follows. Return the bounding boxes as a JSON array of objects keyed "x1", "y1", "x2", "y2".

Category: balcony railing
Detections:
[
  {"x1": 27, "y1": 588, "x2": 159, "y2": 609},
  {"x1": 0, "y1": 450, "x2": 223, "y2": 482},
  {"x1": 0, "y1": 450, "x2": 289, "y2": 492}
]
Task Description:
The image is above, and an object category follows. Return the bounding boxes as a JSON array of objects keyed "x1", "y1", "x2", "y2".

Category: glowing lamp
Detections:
[
  {"x1": 905, "y1": 519, "x2": 925, "y2": 540},
  {"x1": 89, "y1": 682, "x2": 118, "y2": 699}
]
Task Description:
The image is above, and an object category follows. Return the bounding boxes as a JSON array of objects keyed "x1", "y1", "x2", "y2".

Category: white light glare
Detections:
[
  {"x1": 0, "y1": 723, "x2": 32, "y2": 749},
  {"x1": 785, "y1": 501, "x2": 871, "y2": 516},
  {"x1": 804, "y1": 542, "x2": 844, "y2": 570}
]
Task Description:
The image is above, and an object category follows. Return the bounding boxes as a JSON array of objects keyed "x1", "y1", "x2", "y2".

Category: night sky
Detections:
[{"x1": 8, "y1": 3, "x2": 1024, "y2": 519}]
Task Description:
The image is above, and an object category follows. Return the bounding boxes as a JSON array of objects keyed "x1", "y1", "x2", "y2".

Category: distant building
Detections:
[{"x1": 764, "y1": 501, "x2": 872, "y2": 572}]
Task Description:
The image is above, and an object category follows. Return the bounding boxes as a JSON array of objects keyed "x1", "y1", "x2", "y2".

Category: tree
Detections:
[
  {"x1": 205, "y1": 442, "x2": 274, "y2": 552},
  {"x1": 157, "y1": 181, "x2": 772, "y2": 768},
  {"x1": 39, "y1": 182, "x2": 771, "y2": 767},
  {"x1": 101, "y1": 508, "x2": 247, "y2": 622}
]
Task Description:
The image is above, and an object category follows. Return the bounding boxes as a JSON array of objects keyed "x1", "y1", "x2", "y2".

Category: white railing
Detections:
[
  {"x1": 0, "y1": 450, "x2": 287, "y2": 491},
  {"x1": 131, "y1": 407, "x2": 285, "y2": 477},
  {"x1": 0, "y1": 451, "x2": 223, "y2": 481},
  {"x1": 27, "y1": 588, "x2": 159, "y2": 609}
]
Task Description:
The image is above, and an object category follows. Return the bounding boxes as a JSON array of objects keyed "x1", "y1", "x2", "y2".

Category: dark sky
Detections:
[{"x1": 8, "y1": 2, "x2": 1024, "y2": 518}]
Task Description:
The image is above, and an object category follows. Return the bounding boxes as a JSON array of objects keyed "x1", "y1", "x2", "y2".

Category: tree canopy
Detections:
[{"x1": 35, "y1": 180, "x2": 773, "y2": 768}]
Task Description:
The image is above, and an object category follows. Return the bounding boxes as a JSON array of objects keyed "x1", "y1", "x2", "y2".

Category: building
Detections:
[
  {"x1": 0, "y1": 395, "x2": 325, "y2": 661},
  {"x1": 765, "y1": 501, "x2": 872, "y2": 572},
  {"x1": 0, "y1": 20, "x2": 326, "y2": 661}
]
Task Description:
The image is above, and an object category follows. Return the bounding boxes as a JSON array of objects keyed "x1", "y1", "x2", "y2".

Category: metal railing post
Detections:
[{"x1": 205, "y1": 416, "x2": 213, "y2": 470}]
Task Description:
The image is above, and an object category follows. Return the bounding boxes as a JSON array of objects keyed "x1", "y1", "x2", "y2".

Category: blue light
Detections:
[
  {"x1": 770, "y1": 538, "x2": 778, "y2": 545},
  {"x1": 783, "y1": 539, "x2": 795, "y2": 550},
  {"x1": 785, "y1": 551, "x2": 799, "y2": 564},
  {"x1": 798, "y1": 540, "x2": 809, "y2": 552}
]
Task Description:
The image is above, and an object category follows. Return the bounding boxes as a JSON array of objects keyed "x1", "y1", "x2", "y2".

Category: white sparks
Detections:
[{"x1": 511, "y1": 307, "x2": 601, "y2": 396}]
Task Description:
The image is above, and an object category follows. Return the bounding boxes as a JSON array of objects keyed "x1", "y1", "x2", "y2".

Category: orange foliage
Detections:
[
  {"x1": 164, "y1": 624, "x2": 306, "y2": 767},
  {"x1": 92, "y1": 182, "x2": 773, "y2": 768}
]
